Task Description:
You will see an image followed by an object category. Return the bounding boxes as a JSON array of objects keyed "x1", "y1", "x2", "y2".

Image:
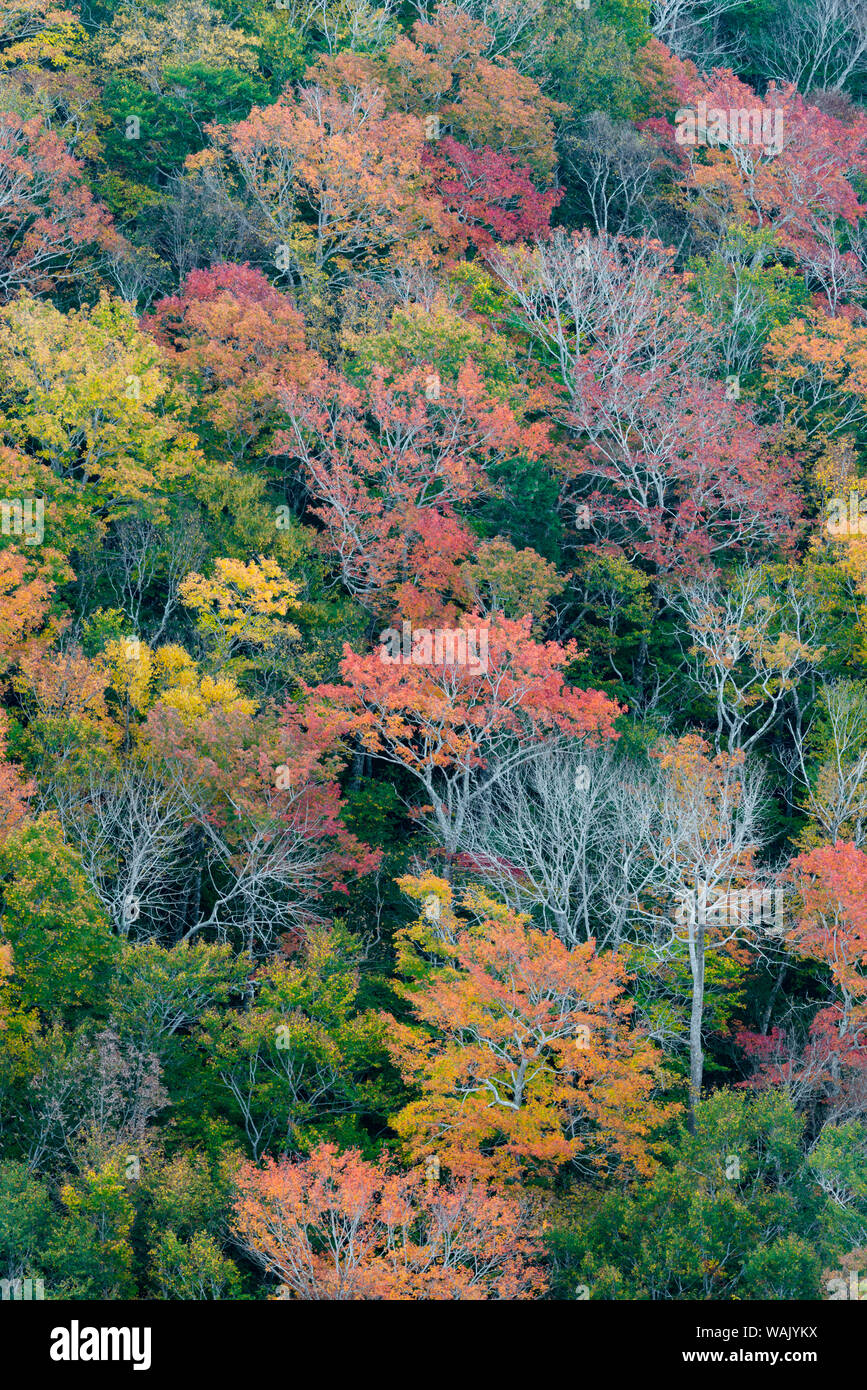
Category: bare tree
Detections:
[
  {"x1": 755, "y1": 0, "x2": 867, "y2": 93},
  {"x1": 561, "y1": 113, "x2": 660, "y2": 238},
  {"x1": 143, "y1": 171, "x2": 258, "y2": 281},
  {"x1": 50, "y1": 758, "x2": 193, "y2": 940},
  {"x1": 646, "y1": 742, "x2": 771, "y2": 1128},
  {"x1": 650, "y1": 0, "x2": 747, "y2": 68},
  {"x1": 102, "y1": 241, "x2": 172, "y2": 312},
  {"x1": 457, "y1": 732, "x2": 776, "y2": 1129},
  {"x1": 456, "y1": 740, "x2": 661, "y2": 950},
  {"x1": 180, "y1": 777, "x2": 350, "y2": 957},
  {"x1": 668, "y1": 566, "x2": 826, "y2": 754},
  {"x1": 489, "y1": 230, "x2": 703, "y2": 420},
  {"x1": 786, "y1": 680, "x2": 867, "y2": 846}
]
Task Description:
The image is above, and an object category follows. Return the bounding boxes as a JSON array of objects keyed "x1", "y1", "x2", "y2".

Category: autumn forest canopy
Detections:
[{"x1": 3, "y1": 0, "x2": 867, "y2": 1306}]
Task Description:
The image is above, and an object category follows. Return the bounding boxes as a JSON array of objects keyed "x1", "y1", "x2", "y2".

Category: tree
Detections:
[
  {"x1": 660, "y1": 67, "x2": 867, "y2": 306},
  {"x1": 454, "y1": 739, "x2": 663, "y2": 950},
  {"x1": 0, "y1": 294, "x2": 213, "y2": 529},
  {"x1": 0, "y1": 1159, "x2": 50, "y2": 1285},
  {"x1": 97, "y1": 0, "x2": 261, "y2": 95},
  {"x1": 547, "y1": 1089, "x2": 825, "y2": 1300},
  {"x1": 179, "y1": 556, "x2": 302, "y2": 667},
  {"x1": 650, "y1": 0, "x2": 748, "y2": 68},
  {"x1": 646, "y1": 735, "x2": 770, "y2": 1128},
  {"x1": 0, "y1": 110, "x2": 116, "y2": 301},
  {"x1": 461, "y1": 538, "x2": 565, "y2": 631},
  {"x1": 0, "y1": 817, "x2": 118, "y2": 1023},
  {"x1": 0, "y1": 548, "x2": 53, "y2": 680},
  {"x1": 143, "y1": 700, "x2": 380, "y2": 953},
  {"x1": 51, "y1": 755, "x2": 193, "y2": 937},
  {"x1": 761, "y1": 309, "x2": 867, "y2": 442},
  {"x1": 752, "y1": 0, "x2": 867, "y2": 94},
  {"x1": 386, "y1": 876, "x2": 669, "y2": 1182},
  {"x1": 150, "y1": 1230, "x2": 242, "y2": 1299},
  {"x1": 200, "y1": 922, "x2": 388, "y2": 1158},
  {"x1": 0, "y1": 710, "x2": 33, "y2": 847},
  {"x1": 787, "y1": 681, "x2": 867, "y2": 848},
  {"x1": 312, "y1": 611, "x2": 623, "y2": 858},
  {"x1": 232, "y1": 1141, "x2": 547, "y2": 1298},
  {"x1": 47, "y1": 1160, "x2": 137, "y2": 1299},
  {"x1": 423, "y1": 137, "x2": 561, "y2": 251},
  {"x1": 0, "y1": 0, "x2": 76, "y2": 57},
  {"x1": 379, "y1": 8, "x2": 566, "y2": 177},
  {"x1": 667, "y1": 563, "x2": 825, "y2": 754},
  {"x1": 143, "y1": 263, "x2": 323, "y2": 465},
  {"x1": 191, "y1": 84, "x2": 447, "y2": 288},
  {"x1": 687, "y1": 223, "x2": 809, "y2": 379},
  {"x1": 277, "y1": 360, "x2": 548, "y2": 618},
  {"x1": 108, "y1": 940, "x2": 249, "y2": 1056},
  {"x1": 561, "y1": 111, "x2": 661, "y2": 238},
  {"x1": 491, "y1": 231, "x2": 803, "y2": 573},
  {"x1": 788, "y1": 842, "x2": 867, "y2": 1028},
  {"x1": 740, "y1": 841, "x2": 867, "y2": 1127}
]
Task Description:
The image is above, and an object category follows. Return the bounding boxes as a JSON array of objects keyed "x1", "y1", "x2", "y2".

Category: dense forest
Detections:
[{"x1": 1, "y1": 0, "x2": 867, "y2": 1304}]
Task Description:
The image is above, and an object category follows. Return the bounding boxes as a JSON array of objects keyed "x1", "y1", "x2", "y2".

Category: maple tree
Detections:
[
  {"x1": 191, "y1": 83, "x2": 448, "y2": 289},
  {"x1": 761, "y1": 308, "x2": 867, "y2": 445},
  {"x1": 492, "y1": 230, "x2": 803, "y2": 573},
  {"x1": 739, "y1": 841, "x2": 867, "y2": 1126},
  {"x1": 380, "y1": 8, "x2": 566, "y2": 177},
  {"x1": 424, "y1": 136, "x2": 562, "y2": 252},
  {"x1": 649, "y1": 64, "x2": 867, "y2": 304}
]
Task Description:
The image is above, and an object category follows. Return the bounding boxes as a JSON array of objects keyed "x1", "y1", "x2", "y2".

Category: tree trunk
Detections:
[{"x1": 687, "y1": 913, "x2": 705, "y2": 1134}]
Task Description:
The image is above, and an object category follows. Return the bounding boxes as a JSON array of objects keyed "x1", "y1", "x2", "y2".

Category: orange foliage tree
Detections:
[
  {"x1": 385, "y1": 877, "x2": 669, "y2": 1184},
  {"x1": 191, "y1": 85, "x2": 448, "y2": 288},
  {"x1": 232, "y1": 1141, "x2": 546, "y2": 1299},
  {"x1": 790, "y1": 842, "x2": 867, "y2": 1029},
  {"x1": 0, "y1": 547, "x2": 56, "y2": 842}
]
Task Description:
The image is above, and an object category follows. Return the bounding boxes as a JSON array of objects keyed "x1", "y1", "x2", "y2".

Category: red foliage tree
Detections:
[
  {"x1": 142, "y1": 263, "x2": 323, "y2": 464},
  {"x1": 423, "y1": 136, "x2": 561, "y2": 252},
  {"x1": 310, "y1": 611, "x2": 622, "y2": 857},
  {"x1": 651, "y1": 65, "x2": 867, "y2": 308},
  {"x1": 277, "y1": 361, "x2": 549, "y2": 620},
  {"x1": 493, "y1": 231, "x2": 803, "y2": 572},
  {"x1": 0, "y1": 111, "x2": 115, "y2": 300},
  {"x1": 739, "y1": 842, "x2": 867, "y2": 1123}
]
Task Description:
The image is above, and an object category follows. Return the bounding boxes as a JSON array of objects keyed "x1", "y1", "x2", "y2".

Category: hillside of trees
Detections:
[{"x1": 1, "y1": 0, "x2": 867, "y2": 1303}]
